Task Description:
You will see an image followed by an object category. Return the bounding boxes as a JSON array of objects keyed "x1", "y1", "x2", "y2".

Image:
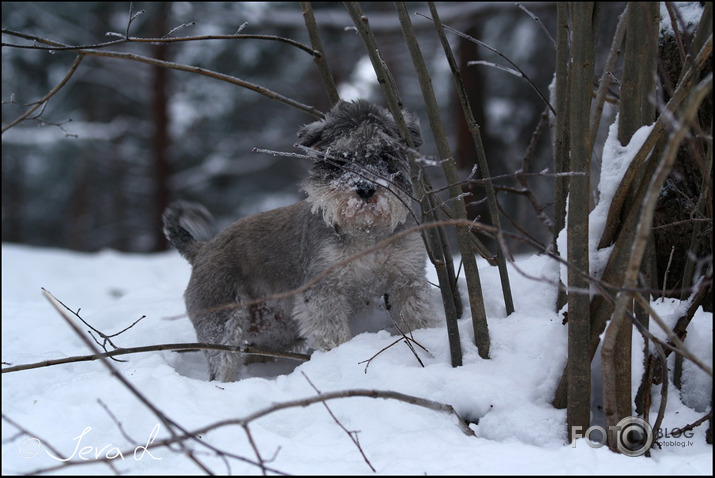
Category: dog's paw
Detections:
[{"x1": 308, "y1": 328, "x2": 351, "y2": 351}]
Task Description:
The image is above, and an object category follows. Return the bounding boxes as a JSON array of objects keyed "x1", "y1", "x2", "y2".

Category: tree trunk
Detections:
[
  {"x1": 397, "y1": 1, "x2": 491, "y2": 359},
  {"x1": 566, "y1": 1, "x2": 594, "y2": 441},
  {"x1": 151, "y1": 3, "x2": 171, "y2": 251},
  {"x1": 609, "y1": 0, "x2": 660, "y2": 430}
]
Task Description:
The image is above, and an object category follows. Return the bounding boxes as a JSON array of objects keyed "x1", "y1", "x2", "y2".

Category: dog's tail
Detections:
[{"x1": 162, "y1": 200, "x2": 214, "y2": 265}]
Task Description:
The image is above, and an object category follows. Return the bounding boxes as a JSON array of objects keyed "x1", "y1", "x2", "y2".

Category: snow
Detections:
[
  {"x1": 589, "y1": 118, "x2": 654, "y2": 279},
  {"x1": 338, "y1": 55, "x2": 379, "y2": 103},
  {"x1": 556, "y1": 116, "x2": 656, "y2": 288},
  {"x1": 2, "y1": 241, "x2": 711, "y2": 475},
  {"x1": 660, "y1": 2, "x2": 705, "y2": 36}
]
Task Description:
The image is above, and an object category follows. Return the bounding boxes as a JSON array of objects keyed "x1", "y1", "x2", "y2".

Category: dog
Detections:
[{"x1": 163, "y1": 99, "x2": 437, "y2": 381}]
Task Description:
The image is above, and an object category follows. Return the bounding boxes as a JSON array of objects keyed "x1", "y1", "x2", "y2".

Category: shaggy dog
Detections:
[{"x1": 163, "y1": 100, "x2": 437, "y2": 381}]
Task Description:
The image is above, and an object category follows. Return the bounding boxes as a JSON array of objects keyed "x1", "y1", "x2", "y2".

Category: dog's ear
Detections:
[
  {"x1": 297, "y1": 120, "x2": 326, "y2": 148},
  {"x1": 403, "y1": 111, "x2": 422, "y2": 149},
  {"x1": 297, "y1": 100, "x2": 350, "y2": 148}
]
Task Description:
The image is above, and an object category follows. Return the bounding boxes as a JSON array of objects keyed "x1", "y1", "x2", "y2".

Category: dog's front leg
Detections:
[
  {"x1": 388, "y1": 276, "x2": 438, "y2": 333},
  {"x1": 292, "y1": 288, "x2": 352, "y2": 351}
]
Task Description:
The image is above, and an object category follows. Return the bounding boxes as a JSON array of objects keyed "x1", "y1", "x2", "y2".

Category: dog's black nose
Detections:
[{"x1": 355, "y1": 181, "x2": 376, "y2": 199}]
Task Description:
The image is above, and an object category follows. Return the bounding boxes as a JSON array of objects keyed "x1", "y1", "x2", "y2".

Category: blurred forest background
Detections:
[
  {"x1": 2, "y1": 1, "x2": 621, "y2": 253},
  {"x1": 0, "y1": 1, "x2": 706, "y2": 268}
]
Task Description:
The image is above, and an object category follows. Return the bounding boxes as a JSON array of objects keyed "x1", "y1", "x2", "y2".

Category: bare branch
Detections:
[
  {"x1": 515, "y1": 107, "x2": 555, "y2": 234},
  {"x1": 302, "y1": 373, "x2": 376, "y2": 472},
  {"x1": 358, "y1": 311, "x2": 430, "y2": 373},
  {"x1": 1, "y1": 55, "x2": 83, "y2": 134},
  {"x1": 76, "y1": 48, "x2": 324, "y2": 118},
  {"x1": 467, "y1": 60, "x2": 523, "y2": 78},
  {"x1": 516, "y1": 3, "x2": 556, "y2": 48},
  {"x1": 415, "y1": 12, "x2": 555, "y2": 115},
  {"x1": 13, "y1": 384, "x2": 475, "y2": 475},
  {"x1": 1, "y1": 28, "x2": 319, "y2": 56},
  {"x1": 633, "y1": 292, "x2": 713, "y2": 377},
  {"x1": 40, "y1": 289, "x2": 221, "y2": 474},
  {"x1": 397, "y1": 1, "x2": 491, "y2": 363},
  {"x1": 343, "y1": 0, "x2": 465, "y2": 367},
  {"x1": 1, "y1": 340, "x2": 309, "y2": 374},
  {"x1": 603, "y1": 71, "x2": 713, "y2": 448},
  {"x1": 427, "y1": 1, "x2": 514, "y2": 314},
  {"x1": 660, "y1": 245, "x2": 677, "y2": 301},
  {"x1": 126, "y1": 2, "x2": 146, "y2": 38},
  {"x1": 1, "y1": 28, "x2": 324, "y2": 122},
  {"x1": 300, "y1": 2, "x2": 341, "y2": 105},
  {"x1": 589, "y1": 3, "x2": 629, "y2": 151}
]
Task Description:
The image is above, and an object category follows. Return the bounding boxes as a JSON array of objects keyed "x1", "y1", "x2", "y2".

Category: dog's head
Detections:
[{"x1": 297, "y1": 99, "x2": 421, "y2": 235}]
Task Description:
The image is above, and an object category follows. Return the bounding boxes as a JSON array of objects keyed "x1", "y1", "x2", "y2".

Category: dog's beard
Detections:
[{"x1": 302, "y1": 178, "x2": 411, "y2": 235}]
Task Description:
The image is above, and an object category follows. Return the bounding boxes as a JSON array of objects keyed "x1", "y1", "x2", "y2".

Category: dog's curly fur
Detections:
[{"x1": 163, "y1": 99, "x2": 437, "y2": 381}]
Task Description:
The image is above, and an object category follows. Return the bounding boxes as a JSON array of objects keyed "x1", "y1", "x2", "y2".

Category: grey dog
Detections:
[{"x1": 163, "y1": 99, "x2": 437, "y2": 381}]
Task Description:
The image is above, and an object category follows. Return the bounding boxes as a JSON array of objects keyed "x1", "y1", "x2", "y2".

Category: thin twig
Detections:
[
  {"x1": 79, "y1": 48, "x2": 324, "y2": 118},
  {"x1": 126, "y1": 2, "x2": 145, "y2": 38},
  {"x1": 677, "y1": 410, "x2": 713, "y2": 435},
  {"x1": 660, "y1": 245, "x2": 676, "y2": 301},
  {"x1": 664, "y1": 2, "x2": 688, "y2": 65},
  {"x1": 415, "y1": 12, "x2": 555, "y2": 115},
  {"x1": 1, "y1": 340, "x2": 309, "y2": 374},
  {"x1": 300, "y1": 2, "x2": 341, "y2": 104},
  {"x1": 397, "y1": 1, "x2": 491, "y2": 362},
  {"x1": 1, "y1": 28, "x2": 318, "y2": 56},
  {"x1": 40, "y1": 289, "x2": 214, "y2": 474},
  {"x1": 393, "y1": 317, "x2": 428, "y2": 368},
  {"x1": 651, "y1": 342, "x2": 669, "y2": 449},
  {"x1": 43, "y1": 291, "x2": 145, "y2": 357},
  {"x1": 589, "y1": 2, "x2": 629, "y2": 153},
  {"x1": 514, "y1": 107, "x2": 555, "y2": 234},
  {"x1": 427, "y1": 1, "x2": 514, "y2": 311},
  {"x1": 17, "y1": 385, "x2": 476, "y2": 475},
  {"x1": 633, "y1": 292, "x2": 713, "y2": 377},
  {"x1": 97, "y1": 398, "x2": 138, "y2": 445},
  {"x1": 1, "y1": 29, "x2": 324, "y2": 121},
  {"x1": 2, "y1": 55, "x2": 83, "y2": 134},
  {"x1": 219, "y1": 388, "x2": 476, "y2": 437},
  {"x1": 302, "y1": 373, "x2": 376, "y2": 472},
  {"x1": 242, "y1": 424, "x2": 269, "y2": 475},
  {"x1": 357, "y1": 315, "x2": 430, "y2": 374},
  {"x1": 516, "y1": 3, "x2": 556, "y2": 48}
]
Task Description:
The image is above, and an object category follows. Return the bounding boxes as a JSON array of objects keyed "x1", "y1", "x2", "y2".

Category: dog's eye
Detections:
[
  {"x1": 329, "y1": 157, "x2": 347, "y2": 168},
  {"x1": 383, "y1": 157, "x2": 404, "y2": 177}
]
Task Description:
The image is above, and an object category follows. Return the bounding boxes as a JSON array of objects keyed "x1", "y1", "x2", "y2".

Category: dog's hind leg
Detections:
[{"x1": 193, "y1": 311, "x2": 246, "y2": 382}]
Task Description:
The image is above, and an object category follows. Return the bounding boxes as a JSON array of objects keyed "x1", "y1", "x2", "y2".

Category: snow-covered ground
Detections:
[{"x1": 2, "y1": 241, "x2": 711, "y2": 475}]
